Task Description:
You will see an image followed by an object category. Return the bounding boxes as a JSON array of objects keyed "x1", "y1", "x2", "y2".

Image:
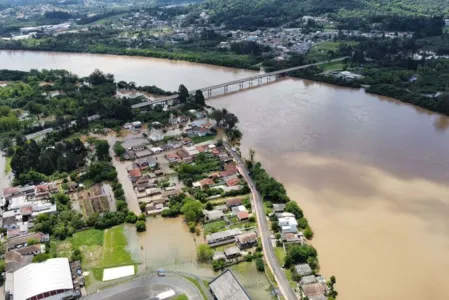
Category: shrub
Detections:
[
  {"x1": 255, "y1": 257, "x2": 265, "y2": 272},
  {"x1": 135, "y1": 220, "x2": 146, "y2": 232}
]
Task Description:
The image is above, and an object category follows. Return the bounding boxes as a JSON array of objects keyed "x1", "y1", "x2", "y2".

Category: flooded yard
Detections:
[{"x1": 230, "y1": 261, "x2": 274, "y2": 299}]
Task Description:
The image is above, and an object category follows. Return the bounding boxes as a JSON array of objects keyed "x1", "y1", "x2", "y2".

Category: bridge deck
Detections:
[{"x1": 131, "y1": 57, "x2": 347, "y2": 108}]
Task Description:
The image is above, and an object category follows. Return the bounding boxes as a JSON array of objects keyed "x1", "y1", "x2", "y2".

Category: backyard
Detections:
[{"x1": 203, "y1": 216, "x2": 256, "y2": 235}]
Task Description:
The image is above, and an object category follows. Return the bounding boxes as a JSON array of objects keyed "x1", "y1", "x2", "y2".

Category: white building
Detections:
[
  {"x1": 278, "y1": 216, "x2": 298, "y2": 233},
  {"x1": 12, "y1": 258, "x2": 74, "y2": 300}
]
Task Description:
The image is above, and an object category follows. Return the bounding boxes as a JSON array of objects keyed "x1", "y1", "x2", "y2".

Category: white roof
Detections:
[{"x1": 13, "y1": 258, "x2": 73, "y2": 300}]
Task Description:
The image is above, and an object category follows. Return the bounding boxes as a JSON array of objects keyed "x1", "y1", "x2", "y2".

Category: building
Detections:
[
  {"x1": 281, "y1": 232, "x2": 304, "y2": 244},
  {"x1": 213, "y1": 251, "x2": 226, "y2": 262},
  {"x1": 7, "y1": 232, "x2": 49, "y2": 250},
  {"x1": 237, "y1": 211, "x2": 249, "y2": 221},
  {"x1": 295, "y1": 263, "x2": 313, "y2": 276},
  {"x1": 278, "y1": 216, "x2": 298, "y2": 233},
  {"x1": 204, "y1": 210, "x2": 225, "y2": 222},
  {"x1": 206, "y1": 229, "x2": 242, "y2": 246},
  {"x1": 300, "y1": 275, "x2": 317, "y2": 285},
  {"x1": 226, "y1": 198, "x2": 242, "y2": 208},
  {"x1": 301, "y1": 282, "x2": 327, "y2": 299},
  {"x1": 209, "y1": 269, "x2": 250, "y2": 300},
  {"x1": 224, "y1": 246, "x2": 241, "y2": 259},
  {"x1": 235, "y1": 231, "x2": 257, "y2": 249},
  {"x1": 13, "y1": 258, "x2": 74, "y2": 300},
  {"x1": 136, "y1": 157, "x2": 157, "y2": 169},
  {"x1": 272, "y1": 203, "x2": 286, "y2": 213},
  {"x1": 135, "y1": 149, "x2": 152, "y2": 159}
]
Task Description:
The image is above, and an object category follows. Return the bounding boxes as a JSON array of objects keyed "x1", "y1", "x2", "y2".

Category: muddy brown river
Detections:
[{"x1": 2, "y1": 50, "x2": 449, "y2": 299}]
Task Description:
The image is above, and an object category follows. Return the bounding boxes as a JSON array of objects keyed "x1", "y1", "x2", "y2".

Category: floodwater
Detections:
[
  {"x1": 0, "y1": 50, "x2": 256, "y2": 90},
  {"x1": 3, "y1": 50, "x2": 449, "y2": 299},
  {"x1": 211, "y1": 78, "x2": 449, "y2": 300}
]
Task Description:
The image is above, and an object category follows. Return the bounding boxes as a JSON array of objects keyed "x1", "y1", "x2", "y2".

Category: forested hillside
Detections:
[{"x1": 203, "y1": 0, "x2": 448, "y2": 29}]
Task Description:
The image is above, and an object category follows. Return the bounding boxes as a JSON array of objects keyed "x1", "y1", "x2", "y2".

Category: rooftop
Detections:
[
  {"x1": 295, "y1": 263, "x2": 313, "y2": 276},
  {"x1": 209, "y1": 269, "x2": 250, "y2": 300}
]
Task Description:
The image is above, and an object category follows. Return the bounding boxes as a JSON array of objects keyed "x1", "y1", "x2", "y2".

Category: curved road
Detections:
[
  {"x1": 224, "y1": 143, "x2": 298, "y2": 300},
  {"x1": 83, "y1": 274, "x2": 203, "y2": 300}
]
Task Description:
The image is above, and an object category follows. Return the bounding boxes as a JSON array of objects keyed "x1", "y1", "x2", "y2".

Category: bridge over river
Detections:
[{"x1": 131, "y1": 57, "x2": 347, "y2": 109}]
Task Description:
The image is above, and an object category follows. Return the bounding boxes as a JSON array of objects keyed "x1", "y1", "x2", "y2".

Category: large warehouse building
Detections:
[{"x1": 13, "y1": 257, "x2": 74, "y2": 300}]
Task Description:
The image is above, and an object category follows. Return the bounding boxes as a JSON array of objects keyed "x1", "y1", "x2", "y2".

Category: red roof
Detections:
[
  {"x1": 20, "y1": 206, "x2": 33, "y2": 216},
  {"x1": 166, "y1": 153, "x2": 179, "y2": 160},
  {"x1": 237, "y1": 211, "x2": 249, "y2": 220},
  {"x1": 226, "y1": 198, "x2": 242, "y2": 207},
  {"x1": 3, "y1": 187, "x2": 20, "y2": 197},
  {"x1": 221, "y1": 169, "x2": 238, "y2": 177},
  {"x1": 35, "y1": 184, "x2": 49, "y2": 193},
  {"x1": 226, "y1": 177, "x2": 240, "y2": 187},
  {"x1": 196, "y1": 145, "x2": 209, "y2": 153},
  {"x1": 224, "y1": 162, "x2": 238, "y2": 171},
  {"x1": 200, "y1": 178, "x2": 214, "y2": 187},
  {"x1": 129, "y1": 168, "x2": 142, "y2": 178}
]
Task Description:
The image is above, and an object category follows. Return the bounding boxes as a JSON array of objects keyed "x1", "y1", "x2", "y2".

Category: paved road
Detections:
[
  {"x1": 83, "y1": 274, "x2": 203, "y2": 300},
  {"x1": 224, "y1": 143, "x2": 297, "y2": 300}
]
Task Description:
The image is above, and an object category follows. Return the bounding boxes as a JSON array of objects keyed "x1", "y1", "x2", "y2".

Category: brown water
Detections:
[
  {"x1": 3, "y1": 50, "x2": 449, "y2": 299},
  {"x1": 0, "y1": 50, "x2": 256, "y2": 90},
  {"x1": 211, "y1": 78, "x2": 449, "y2": 300}
]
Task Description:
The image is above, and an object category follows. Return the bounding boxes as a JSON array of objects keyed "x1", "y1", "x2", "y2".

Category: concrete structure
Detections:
[
  {"x1": 13, "y1": 258, "x2": 73, "y2": 300},
  {"x1": 209, "y1": 269, "x2": 250, "y2": 300},
  {"x1": 206, "y1": 229, "x2": 242, "y2": 246},
  {"x1": 224, "y1": 246, "x2": 241, "y2": 259},
  {"x1": 236, "y1": 231, "x2": 258, "y2": 249},
  {"x1": 278, "y1": 216, "x2": 298, "y2": 233},
  {"x1": 295, "y1": 263, "x2": 313, "y2": 276},
  {"x1": 204, "y1": 210, "x2": 224, "y2": 222},
  {"x1": 132, "y1": 57, "x2": 348, "y2": 109}
]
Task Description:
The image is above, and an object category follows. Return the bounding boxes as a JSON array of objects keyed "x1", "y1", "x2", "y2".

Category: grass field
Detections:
[
  {"x1": 102, "y1": 225, "x2": 134, "y2": 267},
  {"x1": 306, "y1": 41, "x2": 358, "y2": 62},
  {"x1": 173, "y1": 295, "x2": 188, "y2": 300},
  {"x1": 203, "y1": 216, "x2": 256, "y2": 234},
  {"x1": 321, "y1": 61, "x2": 345, "y2": 71},
  {"x1": 274, "y1": 246, "x2": 286, "y2": 264}
]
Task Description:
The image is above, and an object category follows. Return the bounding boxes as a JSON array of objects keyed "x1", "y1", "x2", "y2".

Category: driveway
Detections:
[{"x1": 83, "y1": 274, "x2": 203, "y2": 300}]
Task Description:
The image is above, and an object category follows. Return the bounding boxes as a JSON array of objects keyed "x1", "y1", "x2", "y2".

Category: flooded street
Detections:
[{"x1": 211, "y1": 78, "x2": 449, "y2": 300}]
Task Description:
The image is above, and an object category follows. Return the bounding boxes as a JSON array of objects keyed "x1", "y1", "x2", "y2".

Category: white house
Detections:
[
  {"x1": 132, "y1": 121, "x2": 142, "y2": 128},
  {"x1": 278, "y1": 216, "x2": 298, "y2": 233},
  {"x1": 151, "y1": 147, "x2": 163, "y2": 154},
  {"x1": 149, "y1": 129, "x2": 164, "y2": 142}
]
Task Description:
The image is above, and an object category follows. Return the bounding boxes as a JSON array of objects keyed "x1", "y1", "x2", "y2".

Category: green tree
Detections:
[
  {"x1": 71, "y1": 249, "x2": 82, "y2": 262},
  {"x1": 197, "y1": 244, "x2": 213, "y2": 262},
  {"x1": 255, "y1": 257, "x2": 265, "y2": 272},
  {"x1": 27, "y1": 238, "x2": 39, "y2": 245},
  {"x1": 178, "y1": 84, "x2": 189, "y2": 103},
  {"x1": 304, "y1": 226, "x2": 314, "y2": 240},
  {"x1": 113, "y1": 141, "x2": 126, "y2": 156},
  {"x1": 136, "y1": 220, "x2": 146, "y2": 232},
  {"x1": 285, "y1": 244, "x2": 317, "y2": 267},
  {"x1": 194, "y1": 90, "x2": 206, "y2": 106},
  {"x1": 32, "y1": 253, "x2": 52, "y2": 263},
  {"x1": 96, "y1": 140, "x2": 111, "y2": 161},
  {"x1": 285, "y1": 201, "x2": 303, "y2": 219},
  {"x1": 181, "y1": 200, "x2": 204, "y2": 223}
]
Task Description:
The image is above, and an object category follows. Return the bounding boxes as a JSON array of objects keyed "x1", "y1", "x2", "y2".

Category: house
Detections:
[
  {"x1": 134, "y1": 149, "x2": 152, "y2": 159},
  {"x1": 166, "y1": 152, "x2": 180, "y2": 163},
  {"x1": 226, "y1": 198, "x2": 241, "y2": 208},
  {"x1": 7, "y1": 228, "x2": 21, "y2": 239},
  {"x1": 206, "y1": 229, "x2": 242, "y2": 246},
  {"x1": 300, "y1": 275, "x2": 317, "y2": 285},
  {"x1": 209, "y1": 269, "x2": 250, "y2": 300},
  {"x1": 18, "y1": 185, "x2": 36, "y2": 197},
  {"x1": 215, "y1": 205, "x2": 228, "y2": 213},
  {"x1": 272, "y1": 204, "x2": 286, "y2": 213},
  {"x1": 204, "y1": 210, "x2": 224, "y2": 222},
  {"x1": 295, "y1": 263, "x2": 313, "y2": 276},
  {"x1": 3, "y1": 216, "x2": 18, "y2": 230},
  {"x1": 129, "y1": 168, "x2": 142, "y2": 182},
  {"x1": 136, "y1": 176, "x2": 152, "y2": 192},
  {"x1": 15, "y1": 244, "x2": 42, "y2": 256},
  {"x1": 181, "y1": 137, "x2": 193, "y2": 146},
  {"x1": 3, "y1": 187, "x2": 22, "y2": 201},
  {"x1": 224, "y1": 246, "x2": 241, "y2": 259},
  {"x1": 224, "y1": 162, "x2": 238, "y2": 172},
  {"x1": 212, "y1": 252, "x2": 226, "y2": 262},
  {"x1": 149, "y1": 129, "x2": 164, "y2": 142},
  {"x1": 281, "y1": 232, "x2": 304, "y2": 244},
  {"x1": 198, "y1": 178, "x2": 214, "y2": 188},
  {"x1": 123, "y1": 122, "x2": 133, "y2": 129},
  {"x1": 136, "y1": 157, "x2": 157, "y2": 169},
  {"x1": 221, "y1": 169, "x2": 238, "y2": 178},
  {"x1": 237, "y1": 211, "x2": 249, "y2": 222},
  {"x1": 183, "y1": 146, "x2": 200, "y2": 157},
  {"x1": 122, "y1": 138, "x2": 148, "y2": 151},
  {"x1": 276, "y1": 212, "x2": 295, "y2": 218},
  {"x1": 146, "y1": 188, "x2": 162, "y2": 196},
  {"x1": 226, "y1": 177, "x2": 240, "y2": 187},
  {"x1": 7, "y1": 232, "x2": 49, "y2": 250},
  {"x1": 151, "y1": 147, "x2": 163, "y2": 154},
  {"x1": 132, "y1": 121, "x2": 142, "y2": 128},
  {"x1": 301, "y1": 282, "x2": 327, "y2": 299},
  {"x1": 176, "y1": 149, "x2": 192, "y2": 162},
  {"x1": 235, "y1": 231, "x2": 257, "y2": 249},
  {"x1": 167, "y1": 140, "x2": 182, "y2": 149},
  {"x1": 278, "y1": 216, "x2": 298, "y2": 233},
  {"x1": 34, "y1": 183, "x2": 58, "y2": 199},
  {"x1": 20, "y1": 205, "x2": 32, "y2": 217},
  {"x1": 5, "y1": 250, "x2": 33, "y2": 273}
]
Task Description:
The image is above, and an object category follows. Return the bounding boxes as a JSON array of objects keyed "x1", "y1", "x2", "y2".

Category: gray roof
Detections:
[
  {"x1": 308, "y1": 295, "x2": 327, "y2": 300},
  {"x1": 213, "y1": 252, "x2": 226, "y2": 261},
  {"x1": 209, "y1": 269, "x2": 250, "y2": 300},
  {"x1": 224, "y1": 246, "x2": 241, "y2": 257},
  {"x1": 295, "y1": 263, "x2": 312, "y2": 276},
  {"x1": 206, "y1": 229, "x2": 242, "y2": 243},
  {"x1": 272, "y1": 203, "x2": 286, "y2": 211},
  {"x1": 135, "y1": 149, "x2": 152, "y2": 158},
  {"x1": 300, "y1": 275, "x2": 317, "y2": 285},
  {"x1": 215, "y1": 205, "x2": 228, "y2": 211},
  {"x1": 205, "y1": 210, "x2": 224, "y2": 220}
]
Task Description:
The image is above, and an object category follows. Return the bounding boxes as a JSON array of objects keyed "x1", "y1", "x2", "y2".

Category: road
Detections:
[
  {"x1": 106, "y1": 135, "x2": 141, "y2": 215},
  {"x1": 83, "y1": 274, "x2": 203, "y2": 300},
  {"x1": 0, "y1": 152, "x2": 13, "y2": 197},
  {"x1": 224, "y1": 142, "x2": 298, "y2": 300}
]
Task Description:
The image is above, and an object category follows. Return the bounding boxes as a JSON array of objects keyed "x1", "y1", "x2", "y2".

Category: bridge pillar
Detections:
[
  {"x1": 207, "y1": 89, "x2": 212, "y2": 98},
  {"x1": 258, "y1": 77, "x2": 262, "y2": 85},
  {"x1": 239, "y1": 82, "x2": 243, "y2": 90},
  {"x1": 249, "y1": 80, "x2": 253, "y2": 87},
  {"x1": 224, "y1": 85, "x2": 228, "y2": 93}
]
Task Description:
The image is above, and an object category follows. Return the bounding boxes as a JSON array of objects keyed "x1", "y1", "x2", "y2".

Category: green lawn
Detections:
[
  {"x1": 274, "y1": 247, "x2": 286, "y2": 264},
  {"x1": 321, "y1": 61, "x2": 345, "y2": 71},
  {"x1": 173, "y1": 295, "x2": 188, "y2": 300},
  {"x1": 183, "y1": 276, "x2": 207, "y2": 300},
  {"x1": 102, "y1": 225, "x2": 134, "y2": 267},
  {"x1": 4, "y1": 156, "x2": 11, "y2": 175},
  {"x1": 191, "y1": 135, "x2": 216, "y2": 144},
  {"x1": 204, "y1": 220, "x2": 227, "y2": 234},
  {"x1": 72, "y1": 229, "x2": 104, "y2": 248},
  {"x1": 82, "y1": 178, "x2": 95, "y2": 188}
]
